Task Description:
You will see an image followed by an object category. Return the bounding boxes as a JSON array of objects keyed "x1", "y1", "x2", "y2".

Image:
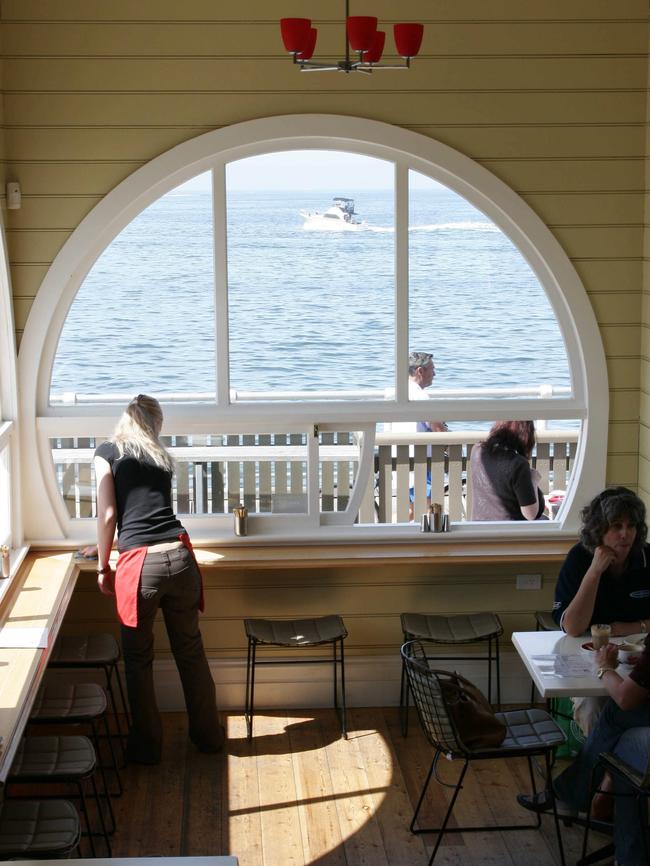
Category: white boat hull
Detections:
[{"x1": 300, "y1": 210, "x2": 365, "y2": 231}]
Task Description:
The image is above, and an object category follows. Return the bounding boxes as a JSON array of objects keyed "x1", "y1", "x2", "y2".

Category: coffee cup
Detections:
[
  {"x1": 590, "y1": 623, "x2": 612, "y2": 650},
  {"x1": 618, "y1": 642, "x2": 644, "y2": 664}
]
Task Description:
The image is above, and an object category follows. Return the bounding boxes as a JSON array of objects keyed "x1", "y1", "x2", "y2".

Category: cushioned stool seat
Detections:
[
  {"x1": 30, "y1": 679, "x2": 122, "y2": 797},
  {"x1": 244, "y1": 615, "x2": 348, "y2": 740},
  {"x1": 8, "y1": 735, "x2": 113, "y2": 856},
  {"x1": 31, "y1": 681, "x2": 107, "y2": 722},
  {"x1": 0, "y1": 799, "x2": 81, "y2": 858},
  {"x1": 400, "y1": 612, "x2": 503, "y2": 735},
  {"x1": 49, "y1": 632, "x2": 130, "y2": 738}
]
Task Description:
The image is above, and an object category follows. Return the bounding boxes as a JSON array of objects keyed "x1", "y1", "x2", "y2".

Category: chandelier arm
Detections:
[
  {"x1": 358, "y1": 63, "x2": 410, "y2": 70},
  {"x1": 299, "y1": 64, "x2": 345, "y2": 72}
]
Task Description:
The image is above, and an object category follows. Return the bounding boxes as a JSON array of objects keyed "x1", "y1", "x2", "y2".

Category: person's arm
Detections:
[
  {"x1": 512, "y1": 459, "x2": 543, "y2": 521},
  {"x1": 609, "y1": 619, "x2": 650, "y2": 638},
  {"x1": 595, "y1": 644, "x2": 650, "y2": 710},
  {"x1": 428, "y1": 420, "x2": 448, "y2": 432},
  {"x1": 561, "y1": 545, "x2": 616, "y2": 636},
  {"x1": 94, "y1": 455, "x2": 117, "y2": 596},
  {"x1": 520, "y1": 501, "x2": 540, "y2": 521}
]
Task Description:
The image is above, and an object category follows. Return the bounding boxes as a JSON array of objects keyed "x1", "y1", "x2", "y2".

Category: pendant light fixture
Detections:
[{"x1": 280, "y1": 1, "x2": 424, "y2": 73}]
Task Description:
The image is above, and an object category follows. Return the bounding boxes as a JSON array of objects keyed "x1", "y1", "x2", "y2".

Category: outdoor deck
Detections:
[{"x1": 103, "y1": 709, "x2": 607, "y2": 866}]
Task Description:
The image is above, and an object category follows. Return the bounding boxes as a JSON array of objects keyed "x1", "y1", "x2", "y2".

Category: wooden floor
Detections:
[{"x1": 102, "y1": 709, "x2": 612, "y2": 866}]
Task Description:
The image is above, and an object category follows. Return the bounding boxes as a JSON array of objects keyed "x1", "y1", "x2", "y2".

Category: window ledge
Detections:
[{"x1": 70, "y1": 536, "x2": 573, "y2": 571}]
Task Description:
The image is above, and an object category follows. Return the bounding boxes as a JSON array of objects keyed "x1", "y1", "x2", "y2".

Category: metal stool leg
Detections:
[
  {"x1": 245, "y1": 637, "x2": 256, "y2": 740},
  {"x1": 494, "y1": 634, "x2": 501, "y2": 709},
  {"x1": 110, "y1": 659, "x2": 132, "y2": 728},
  {"x1": 338, "y1": 637, "x2": 347, "y2": 738},
  {"x1": 88, "y1": 773, "x2": 112, "y2": 855}
]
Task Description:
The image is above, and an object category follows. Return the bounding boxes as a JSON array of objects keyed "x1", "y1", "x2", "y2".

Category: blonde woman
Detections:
[{"x1": 94, "y1": 394, "x2": 222, "y2": 764}]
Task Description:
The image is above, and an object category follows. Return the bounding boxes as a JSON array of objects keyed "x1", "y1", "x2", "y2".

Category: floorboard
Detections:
[{"x1": 106, "y1": 709, "x2": 602, "y2": 866}]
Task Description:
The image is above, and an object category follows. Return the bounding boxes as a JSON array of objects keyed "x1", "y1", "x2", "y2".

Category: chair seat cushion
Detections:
[
  {"x1": 30, "y1": 681, "x2": 107, "y2": 722},
  {"x1": 401, "y1": 612, "x2": 503, "y2": 643},
  {"x1": 492, "y1": 708, "x2": 566, "y2": 751},
  {"x1": 9, "y1": 735, "x2": 96, "y2": 780},
  {"x1": 245, "y1": 615, "x2": 347, "y2": 646},
  {"x1": 0, "y1": 799, "x2": 80, "y2": 855},
  {"x1": 49, "y1": 632, "x2": 119, "y2": 666}
]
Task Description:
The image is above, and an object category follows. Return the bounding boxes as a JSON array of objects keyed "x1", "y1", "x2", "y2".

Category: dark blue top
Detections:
[
  {"x1": 552, "y1": 541, "x2": 650, "y2": 628},
  {"x1": 95, "y1": 440, "x2": 184, "y2": 552}
]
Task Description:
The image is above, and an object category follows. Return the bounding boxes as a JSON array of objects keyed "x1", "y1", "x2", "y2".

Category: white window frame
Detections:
[
  {"x1": 0, "y1": 205, "x2": 25, "y2": 583},
  {"x1": 17, "y1": 115, "x2": 608, "y2": 545}
]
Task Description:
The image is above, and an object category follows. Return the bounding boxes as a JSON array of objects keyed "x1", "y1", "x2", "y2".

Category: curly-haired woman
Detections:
[{"x1": 553, "y1": 486, "x2": 650, "y2": 638}]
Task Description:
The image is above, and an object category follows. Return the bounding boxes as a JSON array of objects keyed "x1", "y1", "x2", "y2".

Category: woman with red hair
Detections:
[{"x1": 469, "y1": 420, "x2": 546, "y2": 521}]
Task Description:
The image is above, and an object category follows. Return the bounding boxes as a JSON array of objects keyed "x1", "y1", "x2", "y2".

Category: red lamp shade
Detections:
[
  {"x1": 347, "y1": 16, "x2": 378, "y2": 52},
  {"x1": 393, "y1": 22, "x2": 424, "y2": 58},
  {"x1": 280, "y1": 18, "x2": 312, "y2": 54},
  {"x1": 364, "y1": 30, "x2": 385, "y2": 64},
  {"x1": 297, "y1": 27, "x2": 317, "y2": 61}
]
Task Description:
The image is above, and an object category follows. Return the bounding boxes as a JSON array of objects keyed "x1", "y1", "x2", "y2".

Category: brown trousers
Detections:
[{"x1": 120, "y1": 545, "x2": 220, "y2": 762}]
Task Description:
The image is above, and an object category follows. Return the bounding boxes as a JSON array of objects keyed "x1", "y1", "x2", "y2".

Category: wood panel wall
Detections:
[
  {"x1": 2, "y1": 1, "x2": 649, "y2": 674},
  {"x1": 3, "y1": 0, "x2": 647, "y2": 487}
]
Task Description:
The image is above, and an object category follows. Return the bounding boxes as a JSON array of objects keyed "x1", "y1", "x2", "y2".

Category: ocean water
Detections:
[{"x1": 50, "y1": 186, "x2": 570, "y2": 403}]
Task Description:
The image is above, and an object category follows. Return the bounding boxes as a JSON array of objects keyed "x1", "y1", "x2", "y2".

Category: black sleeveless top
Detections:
[{"x1": 95, "y1": 440, "x2": 184, "y2": 552}]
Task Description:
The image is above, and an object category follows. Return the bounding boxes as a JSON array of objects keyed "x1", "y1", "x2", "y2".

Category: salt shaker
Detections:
[
  {"x1": 430, "y1": 502, "x2": 442, "y2": 532},
  {"x1": 441, "y1": 514, "x2": 450, "y2": 532},
  {"x1": 420, "y1": 514, "x2": 430, "y2": 532}
]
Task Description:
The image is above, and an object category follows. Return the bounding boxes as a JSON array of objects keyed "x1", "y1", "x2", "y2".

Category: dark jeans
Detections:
[
  {"x1": 554, "y1": 698, "x2": 650, "y2": 866},
  {"x1": 120, "y1": 545, "x2": 220, "y2": 762}
]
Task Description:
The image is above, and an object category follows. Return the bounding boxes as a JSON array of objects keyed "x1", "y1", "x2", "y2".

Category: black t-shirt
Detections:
[
  {"x1": 552, "y1": 542, "x2": 650, "y2": 628},
  {"x1": 470, "y1": 444, "x2": 545, "y2": 521},
  {"x1": 95, "y1": 440, "x2": 184, "y2": 552}
]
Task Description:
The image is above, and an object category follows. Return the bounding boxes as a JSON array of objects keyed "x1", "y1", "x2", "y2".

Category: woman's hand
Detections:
[
  {"x1": 97, "y1": 569, "x2": 115, "y2": 597},
  {"x1": 595, "y1": 643, "x2": 619, "y2": 670},
  {"x1": 591, "y1": 544, "x2": 617, "y2": 576}
]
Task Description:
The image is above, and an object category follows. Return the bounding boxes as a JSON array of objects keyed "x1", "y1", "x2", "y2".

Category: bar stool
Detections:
[
  {"x1": 7, "y1": 735, "x2": 113, "y2": 856},
  {"x1": 400, "y1": 611, "x2": 503, "y2": 736},
  {"x1": 48, "y1": 631, "x2": 131, "y2": 737},
  {"x1": 244, "y1": 615, "x2": 348, "y2": 740},
  {"x1": 0, "y1": 799, "x2": 81, "y2": 858},
  {"x1": 29, "y1": 679, "x2": 123, "y2": 797}
]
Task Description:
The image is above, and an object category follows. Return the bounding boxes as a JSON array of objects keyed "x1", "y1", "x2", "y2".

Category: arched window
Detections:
[{"x1": 18, "y1": 116, "x2": 607, "y2": 543}]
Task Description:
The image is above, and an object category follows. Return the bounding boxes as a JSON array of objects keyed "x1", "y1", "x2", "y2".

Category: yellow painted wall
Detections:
[
  {"x1": 65, "y1": 560, "x2": 564, "y2": 661},
  {"x1": 1, "y1": 1, "x2": 649, "y2": 660},
  {"x1": 3, "y1": 0, "x2": 647, "y2": 488}
]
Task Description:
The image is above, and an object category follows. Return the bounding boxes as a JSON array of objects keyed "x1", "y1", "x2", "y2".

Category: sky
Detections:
[{"x1": 176, "y1": 150, "x2": 442, "y2": 192}]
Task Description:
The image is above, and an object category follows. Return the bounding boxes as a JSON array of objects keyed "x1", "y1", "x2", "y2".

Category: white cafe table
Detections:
[{"x1": 512, "y1": 630, "x2": 610, "y2": 699}]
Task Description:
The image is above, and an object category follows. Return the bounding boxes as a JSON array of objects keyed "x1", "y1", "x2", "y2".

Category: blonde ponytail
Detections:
[{"x1": 112, "y1": 394, "x2": 174, "y2": 473}]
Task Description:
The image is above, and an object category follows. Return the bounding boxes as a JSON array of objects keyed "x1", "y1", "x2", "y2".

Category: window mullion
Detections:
[
  {"x1": 395, "y1": 162, "x2": 409, "y2": 403},
  {"x1": 213, "y1": 164, "x2": 230, "y2": 406}
]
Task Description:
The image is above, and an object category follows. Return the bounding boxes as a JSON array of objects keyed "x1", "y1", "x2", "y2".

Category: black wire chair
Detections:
[
  {"x1": 579, "y1": 750, "x2": 650, "y2": 866},
  {"x1": 401, "y1": 639, "x2": 567, "y2": 866}
]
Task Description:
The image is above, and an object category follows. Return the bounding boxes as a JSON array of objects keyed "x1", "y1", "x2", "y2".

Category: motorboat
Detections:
[{"x1": 300, "y1": 196, "x2": 366, "y2": 231}]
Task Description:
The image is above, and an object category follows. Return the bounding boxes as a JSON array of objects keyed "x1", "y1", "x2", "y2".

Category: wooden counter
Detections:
[
  {"x1": 0, "y1": 552, "x2": 78, "y2": 784},
  {"x1": 74, "y1": 538, "x2": 573, "y2": 571}
]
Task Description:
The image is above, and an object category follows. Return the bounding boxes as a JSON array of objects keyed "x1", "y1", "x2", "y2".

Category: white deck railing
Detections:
[{"x1": 49, "y1": 428, "x2": 578, "y2": 523}]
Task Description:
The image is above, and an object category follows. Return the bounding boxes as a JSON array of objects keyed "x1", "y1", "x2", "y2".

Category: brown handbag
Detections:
[{"x1": 438, "y1": 671, "x2": 507, "y2": 749}]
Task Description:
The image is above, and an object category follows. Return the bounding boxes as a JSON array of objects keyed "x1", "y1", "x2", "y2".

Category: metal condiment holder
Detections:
[{"x1": 233, "y1": 505, "x2": 248, "y2": 536}]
